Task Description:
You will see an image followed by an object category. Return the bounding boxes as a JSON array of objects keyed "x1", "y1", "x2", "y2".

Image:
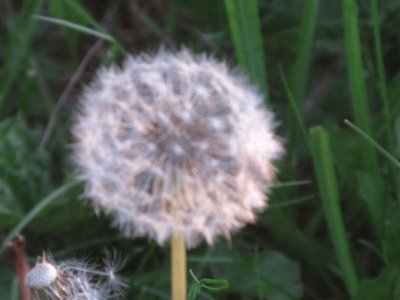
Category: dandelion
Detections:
[
  {"x1": 73, "y1": 48, "x2": 282, "y2": 247},
  {"x1": 24, "y1": 251, "x2": 125, "y2": 300},
  {"x1": 72, "y1": 48, "x2": 283, "y2": 299}
]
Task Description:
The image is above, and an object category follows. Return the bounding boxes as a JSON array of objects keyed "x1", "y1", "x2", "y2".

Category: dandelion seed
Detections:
[
  {"x1": 72, "y1": 48, "x2": 283, "y2": 248},
  {"x1": 25, "y1": 251, "x2": 125, "y2": 300}
]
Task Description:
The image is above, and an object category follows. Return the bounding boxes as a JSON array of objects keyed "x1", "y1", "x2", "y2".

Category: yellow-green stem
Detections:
[{"x1": 171, "y1": 233, "x2": 186, "y2": 300}]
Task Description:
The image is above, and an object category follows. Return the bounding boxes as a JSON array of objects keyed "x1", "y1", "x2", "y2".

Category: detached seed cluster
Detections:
[
  {"x1": 73, "y1": 49, "x2": 283, "y2": 248},
  {"x1": 25, "y1": 252, "x2": 124, "y2": 300}
]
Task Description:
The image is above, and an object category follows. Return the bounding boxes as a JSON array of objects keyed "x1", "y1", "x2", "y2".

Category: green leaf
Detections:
[
  {"x1": 1, "y1": 181, "x2": 80, "y2": 255},
  {"x1": 355, "y1": 265, "x2": 400, "y2": 300},
  {"x1": 210, "y1": 242, "x2": 302, "y2": 299},
  {"x1": 0, "y1": 178, "x2": 20, "y2": 226},
  {"x1": 188, "y1": 269, "x2": 228, "y2": 300},
  {"x1": 0, "y1": 0, "x2": 42, "y2": 116},
  {"x1": 0, "y1": 117, "x2": 52, "y2": 217}
]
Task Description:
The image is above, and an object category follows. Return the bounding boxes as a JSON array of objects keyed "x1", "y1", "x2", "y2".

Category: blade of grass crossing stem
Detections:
[
  {"x1": 1, "y1": 181, "x2": 81, "y2": 257},
  {"x1": 290, "y1": 0, "x2": 319, "y2": 104},
  {"x1": 342, "y1": 0, "x2": 379, "y2": 175},
  {"x1": 224, "y1": 0, "x2": 268, "y2": 98},
  {"x1": 310, "y1": 127, "x2": 358, "y2": 297},
  {"x1": 344, "y1": 119, "x2": 400, "y2": 169}
]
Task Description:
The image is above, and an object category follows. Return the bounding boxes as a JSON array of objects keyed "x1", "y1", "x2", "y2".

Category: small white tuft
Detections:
[
  {"x1": 179, "y1": 110, "x2": 192, "y2": 122},
  {"x1": 171, "y1": 144, "x2": 184, "y2": 156}
]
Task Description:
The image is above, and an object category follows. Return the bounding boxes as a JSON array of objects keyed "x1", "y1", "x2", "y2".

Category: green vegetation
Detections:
[{"x1": 1, "y1": 0, "x2": 400, "y2": 299}]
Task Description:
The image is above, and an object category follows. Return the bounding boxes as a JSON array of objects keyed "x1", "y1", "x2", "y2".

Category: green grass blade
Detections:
[
  {"x1": 286, "y1": 0, "x2": 318, "y2": 169},
  {"x1": 279, "y1": 65, "x2": 309, "y2": 179},
  {"x1": 371, "y1": 0, "x2": 394, "y2": 152},
  {"x1": 341, "y1": 0, "x2": 379, "y2": 174},
  {"x1": 32, "y1": 15, "x2": 115, "y2": 42},
  {"x1": 58, "y1": 0, "x2": 105, "y2": 32},
  {"x1": 269, "y1": 195, "x2": 314, "y2": 209},
  {"x1": 290, "y1": 0, "x2": 319, "y2": 103},
  {"x1": 279, "y1": 65, "x2": 310, "y2": 149},
  {"x1": 271, "y1": 180, "x2": 311, "y2": 189},
  {"x1": 1, "y1": 181, "x2": 80, "y2": 256},
  {"x1": 310, "y1": 126, "x2": 358, "y2": 297},
  {"x1": 342, "y1": 0, "x2": 387, "y2": 245},
  {"x1": 224, "y1": 0, "x2": 268, "y2": 97},
  {"x1": 46, "y1": 0, "x2": 88, "y2": 60},
  {"x1": 344, "y1": 119, "x2": 400, "y2": 169},
  {"x1": 55, "y1": 0, "x2": 126, "y2": 55}
]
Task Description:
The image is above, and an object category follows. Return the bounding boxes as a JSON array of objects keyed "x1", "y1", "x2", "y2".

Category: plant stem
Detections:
[
  {"x1": 171, "y1": 233, "x2": 187, "y2": 300},
  {"x1": 1, "y1": 181, "x2": 80, "y2": 258},
  {"x1": 7, "y1": 237, "x2": 31, "y2": 300}
]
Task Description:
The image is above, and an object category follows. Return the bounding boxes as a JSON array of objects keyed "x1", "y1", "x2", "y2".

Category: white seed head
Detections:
[
  {"x1": 72, "y1": 48, "x2": 283, "y2": 248},
  {"x1": 25, "y1": 262, "x2": 57, "y2": 289},
  {"x1": 25, "y1": 251, "x2": 125, "y2": 300}
]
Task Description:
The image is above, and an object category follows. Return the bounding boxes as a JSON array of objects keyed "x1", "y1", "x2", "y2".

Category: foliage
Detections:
[{"x1": 1, "y1": 0, "x2": 400, "y2": 299}]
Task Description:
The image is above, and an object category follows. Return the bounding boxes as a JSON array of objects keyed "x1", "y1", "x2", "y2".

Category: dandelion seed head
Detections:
[
  {"x1": 73, "y1": 48, "x2": 283, "y2": 248},
  {"x1": 25, "y1": 251, "x2": 125, "y2": 300},
  {"x1": 25, "y1": 261, "x2": 57, "y2": 289}
]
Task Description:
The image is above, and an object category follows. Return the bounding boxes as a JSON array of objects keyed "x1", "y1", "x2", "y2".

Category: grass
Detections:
[
  {"x1": 224, "y1": 0, "x2": 268, "y2": 97},
  {"x1": 342, "y1": 0, "x2": 380, "y2": 174},
  {"x1": 309, "y1": 127, "x2": 358, "y2": 297},
  {"x1": 1, "y1": 0, "x2": 400, "y2": 299}
]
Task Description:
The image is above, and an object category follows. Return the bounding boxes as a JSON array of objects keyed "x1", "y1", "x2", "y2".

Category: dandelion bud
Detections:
[{"x1": 73, "y1": 48, "x2": 283, "y2": 248}]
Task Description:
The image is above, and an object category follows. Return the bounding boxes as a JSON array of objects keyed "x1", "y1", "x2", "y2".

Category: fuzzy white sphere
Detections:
[
  {"x1": 73, "y1": 48, "x2": 283, "y2": 248},
  {"x1": 25, "y1": 262, "x2": 57, "y2": 289}
]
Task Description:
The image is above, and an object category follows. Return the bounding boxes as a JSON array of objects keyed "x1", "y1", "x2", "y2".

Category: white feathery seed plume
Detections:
[
  {"x1": 25, "y1": 251, "x2": 125, "y2": 300},
  {"x1": 72, "y1": 48, "x2": 283, "y2": 248}
]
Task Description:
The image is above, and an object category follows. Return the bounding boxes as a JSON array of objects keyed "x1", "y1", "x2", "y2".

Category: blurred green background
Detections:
[{"x1": 1, "y1": 0, "x2": 400, "y2": 299}]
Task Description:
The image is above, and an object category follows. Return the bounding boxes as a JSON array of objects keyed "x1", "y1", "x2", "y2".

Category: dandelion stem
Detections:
[
  {"x1": 8, "y1": 237, "x2": 31, "y2": 300},
  {"x1": 171, "y1": 233, "x2": 187, "y2": 300}
]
